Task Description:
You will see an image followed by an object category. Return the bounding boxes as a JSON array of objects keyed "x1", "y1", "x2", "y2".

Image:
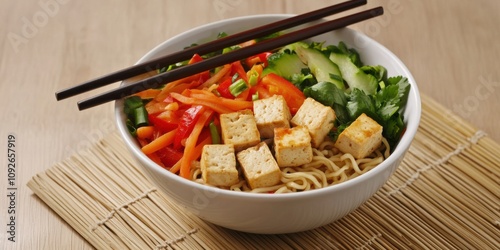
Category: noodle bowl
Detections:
[{"x1": 116, "y1": 14, "x2": 421, "y2": 234}]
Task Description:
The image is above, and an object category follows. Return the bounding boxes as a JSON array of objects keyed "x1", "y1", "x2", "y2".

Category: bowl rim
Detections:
[{"x1": 115, "y1": 14, "x2": 422, "y2": 201}]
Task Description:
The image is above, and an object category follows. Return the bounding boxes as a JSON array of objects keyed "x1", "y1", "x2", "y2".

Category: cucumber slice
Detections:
[
  {"x1": 295, "y1": 45, "x2": 345, "y2": 90},
  {"x1": 262, "y1": 52, "x2": 306, "y2": 78},
  {"x1": 329, "y1": 52, "x2": 378, "y2": 95}
]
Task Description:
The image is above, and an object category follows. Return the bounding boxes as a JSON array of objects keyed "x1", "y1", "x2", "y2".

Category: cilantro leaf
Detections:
[{"x1": 303, "y1": 81, "x2": 349, "y2": 124}]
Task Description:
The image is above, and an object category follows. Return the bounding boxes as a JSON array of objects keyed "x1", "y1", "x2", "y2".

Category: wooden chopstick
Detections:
[
  {"x1": 77, "y1": 7, "x2": 384, "y2": 110},
  {"x1": 55, "y1": 0, "x2": 367, "y2": 101}
]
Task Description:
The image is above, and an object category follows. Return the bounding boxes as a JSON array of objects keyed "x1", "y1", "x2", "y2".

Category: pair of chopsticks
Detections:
[{"x1": 56, "y1": 0, "x2": 383, "y2": 110}]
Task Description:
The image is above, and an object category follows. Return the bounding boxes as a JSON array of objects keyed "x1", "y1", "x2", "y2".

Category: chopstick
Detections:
[
  {"x1": 55, "y1": 0, "x2": 367, "y2": 101},
  {"x1": 75, "y1": 7, "x2": 384, "y2": 110}
]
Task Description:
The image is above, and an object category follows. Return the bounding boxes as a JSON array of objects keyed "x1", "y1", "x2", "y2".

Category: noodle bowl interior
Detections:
[{"x1": 125, "y1": 39, "x2": 410, "y2": 194}]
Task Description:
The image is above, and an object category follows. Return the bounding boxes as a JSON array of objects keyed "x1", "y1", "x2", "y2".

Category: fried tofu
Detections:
[
  {"x1": 334, "y1": 113, "x2": 383, "y2": 159},
  {"x1": 274, "y1": 126, "x2": 313, "y2": 167},
  {"x1": 253, "y1": 95, "x2": 292, "y2": 138},
  {"x1": 236, "y1": 142, "x2": 281, "y2": 189},
  {"x1": 200, "y1": 144, "x2": 239, "y2": 187},
  {"x1": 220, "y1": 109, "x2": 261, "y2": 151},
  {"x1": 291, "y1": 97, "x2": 336, "y2": 148}
]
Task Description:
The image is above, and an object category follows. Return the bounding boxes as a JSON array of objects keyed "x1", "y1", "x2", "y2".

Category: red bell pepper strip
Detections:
[
  {"x1": 173, "y1": 105, "x2": 205, "y2": 149},
  {"x1": 231, "y1": 61, "x2": 249, "y2": 83},
  {"x1": 188, "y1": 54, "x2": 204, "y2": 64},
  {"x1": 148, "y1": 113, "x2": 177, "y2": 134},
  {"x1": 245, "y1": 52, "x2": 272, "y2": 68},
  {"x1": 188, "y1": 54, "x2": 210, "y2": 86},
  {"x1": 259, "y1": 73, "x2": 305, "y2": 114},
  {"x1": 216, "y1": 77, "x2": 235, "y2": 99},
  {"x1": 156, "y1": 145, "x2": 184, "y2": 169}
]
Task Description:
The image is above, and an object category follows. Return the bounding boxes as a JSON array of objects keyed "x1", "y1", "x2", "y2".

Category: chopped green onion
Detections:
[
  {"x1": 124, "y1": 96, "x2": 149, "y2": 135},
  {"x1": 222, "y1": 45, "x2": 241, "y2": 54},
  {"x1": 248, "y1": 70, "x2": 259, "y2": 86},
  {"x1": 229, "y1": 78, "x2": 248, "y2": 97},
  {"x1": 124, "y1": 96, "x2": 143, "y2": 115},
  {"x1": 231, "y1": 73, "x2": 239, "y2": 82},
  {"x1": 209, "y1": 122, "x2": 220, "y2": 144},
  {"x1": 133, "y1": 106, "x2": 149, "y2": 128},
  {"x1": 252, "y1": 92, "x2": 259, "y2": 101},
  {"x1": 126, "y1": 119, "x2": 137, "y2": 137}
]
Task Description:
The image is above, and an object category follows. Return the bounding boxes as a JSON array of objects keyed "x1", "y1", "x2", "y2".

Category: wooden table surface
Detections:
[{"x1": 1, "y1": 0, "x2": 499, "y2": 249}]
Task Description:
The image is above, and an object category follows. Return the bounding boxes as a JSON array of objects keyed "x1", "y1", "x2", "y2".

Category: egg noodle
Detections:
[{"x1": 190, "y1": 137, "x2": 391, "y2": 193}]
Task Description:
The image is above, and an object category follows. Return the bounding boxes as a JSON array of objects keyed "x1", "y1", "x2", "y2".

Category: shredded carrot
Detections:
[
  {"x1": 141, "y1": 129, "x2": 177, "y2": 155},
  {"x1": 169, "y1": 134, "x2": 211, "y2": 174},
  {"x1": 167, "y1": 80, "x2": 200, "y2": 94},
  {"x1": 145, "y1": 100, "x2": 169, "y2": 114},
  {"x1": 170, "y1": 92, "x2": 234, "y2": 114},
  {"x1": 198, "y1": 64, "x2": 231, "y2": 89},
  {"x1": 186, "y1": 89, "x2": 253, "y2": 111},
  {"x1": 169, "y1": 160, "x2": 181, "y2": 174},
  {"x1": 239, "y1": 39, "x2": 257, "y2": 48},
  {"x1": 154, "y1": 74, "x2": 202, "y2": 102},
  {"x1": 134, "y1": 88, "x2": 162, "y2": 99},
  {"x1": 179, "y1": 110, "x2": 214, "y2": 178},
  {"x1": 136, "y1": 126, "x2": 155, "y2": 140}
]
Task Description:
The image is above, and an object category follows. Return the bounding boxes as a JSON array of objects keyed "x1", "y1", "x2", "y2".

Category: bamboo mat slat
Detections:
[{"x1": 28, "y1": 95, "x2": 500, "y2": 250}]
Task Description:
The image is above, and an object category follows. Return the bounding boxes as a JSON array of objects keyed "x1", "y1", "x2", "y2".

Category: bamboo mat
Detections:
[{"x1": 28, "y1": 95, "x2": 500, "y2": 250}]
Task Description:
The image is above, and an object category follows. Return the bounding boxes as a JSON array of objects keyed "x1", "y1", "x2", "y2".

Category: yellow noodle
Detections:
[{"x1": 191, "y1": 138, "x2": 390, "y2": 193}]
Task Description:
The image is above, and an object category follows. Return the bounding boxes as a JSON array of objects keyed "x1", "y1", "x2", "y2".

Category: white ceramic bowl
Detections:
[{"x1": 115, "y1": 14, "x2": 421, "y2": 234}]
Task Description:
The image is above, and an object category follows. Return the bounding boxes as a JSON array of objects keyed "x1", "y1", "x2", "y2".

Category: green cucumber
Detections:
[
  {"x1": 262, "y1": 52, "x2": 306, "y2": 78},
  {"x1": 294, "y1": 45, "x2": 345, "y2": 90},
  {"x1": 329, "y1": 52, "x2": 378, "y2": 95}
]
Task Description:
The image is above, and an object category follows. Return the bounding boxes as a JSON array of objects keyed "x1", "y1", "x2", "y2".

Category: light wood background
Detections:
[{"x1": 1, "y1": 0, "x2": 499, "y2": 249}]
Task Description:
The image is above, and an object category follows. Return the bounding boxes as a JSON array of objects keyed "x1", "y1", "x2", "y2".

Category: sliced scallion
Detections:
[
  {"x1": 124, "y1": 96, "x2": 143, "y2": 115},
  {"x1": 126, "y1": 119, "x2": 137, "y2": 137},
  {"x1": 247, "y1": 70, "x2": 259, "y2": 86},
  {"x1": 228, "y1": 79, "x2": 248, "y2": 97},
  {"x1": 252, "y1": 92, "x2": 259, "y2": 101},
  {"x1": 133, "y1": 106, "x2": 149, "y2": 128},
  {"x1": 209, "y1": 122, "x2": 220, "y2": 144}
]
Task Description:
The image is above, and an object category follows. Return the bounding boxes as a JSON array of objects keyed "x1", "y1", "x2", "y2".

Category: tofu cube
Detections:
[
  {"x1": 200, "y1": 144, "x2": 239, "y2": 187},
  {"x1": 291, "y1": 97, "x2": 336, "y2": 148},
  {"x1": 220, "y1": 109, "x2": 260, "y2": 151},
  {"x1": 253, "y1": 95, "x2": 292, "y2": 138},
  {"x1": 236, "y1": 142, "x2": 281, "y2": 189},
  {"x1": 334, "y1": 113, "x2": 383, "y2": 159},
  {"x1": 274, "y1": 126, "x2": 313, "y2": 167}
]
